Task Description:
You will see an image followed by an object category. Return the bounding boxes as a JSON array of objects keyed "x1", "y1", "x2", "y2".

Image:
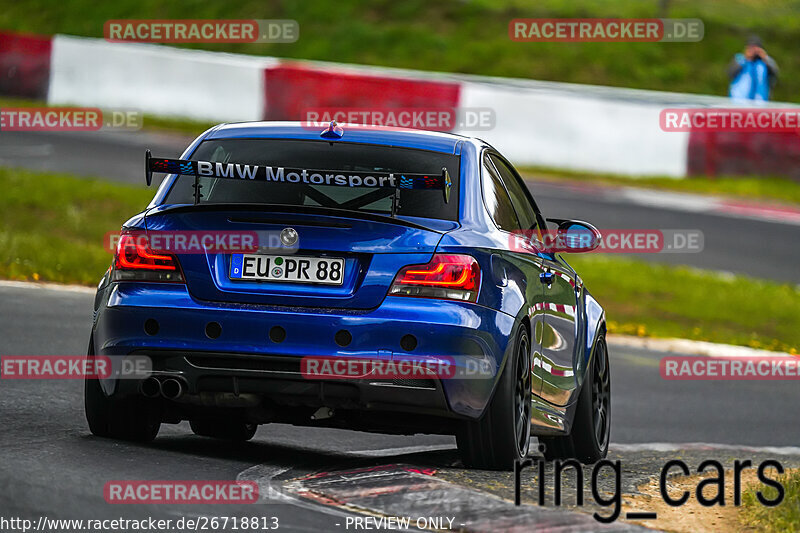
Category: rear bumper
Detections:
[{"x1": 93, "y1": 282, "x2": 516, "y2": 422}]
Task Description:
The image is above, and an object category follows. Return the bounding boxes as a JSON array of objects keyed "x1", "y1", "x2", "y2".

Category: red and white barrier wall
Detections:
[
  {"x1": 49, "y1": 36, "x2": 276, "y2": 122},
  {"x1": 454, "y1": 80, "x2": 690, "y2": 176},
  {"x1": 262, "y1": 63, "x2": 462, "y2": 121},
  {"x1": 2, "y1": 31, "x2": 800, "y2": 179},
  {"x1": 688, "y1": 131, "x2": 800, "y2": 181},
  {"x1": 0, "y1": 30, "x2": 51, "y2": 98}
]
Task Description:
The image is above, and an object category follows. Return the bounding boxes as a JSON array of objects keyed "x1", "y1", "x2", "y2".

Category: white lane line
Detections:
[
  {"x1": 350, "y1": 442, "x2": 800, "y2": 458},
  {"x1": 608, "y1": 334, "x2": 796, "y2": 358},
  {"x1": 346, "y1": 444, "x2": 454, "y2": 457},
  {"x1": 721, "y1": 202, "x2": 800, "y2": 225},
  {"x1": 620, "y1": 188, "x2": 717, "y2": 213},
  {"x1": 0, "y1": 280, "x2": 95, "y2": 294},
  {"x1": 611, "y1": 442, "x2": 800, "y2": 455},
  {"x1": 620, "y1": 187, "x2": 800, "y2": 226}
]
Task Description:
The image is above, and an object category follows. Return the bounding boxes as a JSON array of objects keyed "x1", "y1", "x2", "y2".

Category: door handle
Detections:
[{"x1": 539, "y1": 271, "x2": 554, "y2": 285}]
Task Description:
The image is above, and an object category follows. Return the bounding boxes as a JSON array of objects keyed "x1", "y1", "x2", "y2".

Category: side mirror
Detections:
[{"x1": 546, "y1": 218, "x2": 601, "y2": 253}]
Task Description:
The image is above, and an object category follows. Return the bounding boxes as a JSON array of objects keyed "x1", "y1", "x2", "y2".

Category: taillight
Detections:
[
  {"x1": 112, "y1": 232, "x2": 183, "y2": 282},
  {"x1": 389, "y1": 254, "x2": 480, "y2": 302}
]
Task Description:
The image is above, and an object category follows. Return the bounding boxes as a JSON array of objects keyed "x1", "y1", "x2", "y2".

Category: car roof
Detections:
[{"x1": 203, "y1": 121, "x2": 472, "y2": 154}]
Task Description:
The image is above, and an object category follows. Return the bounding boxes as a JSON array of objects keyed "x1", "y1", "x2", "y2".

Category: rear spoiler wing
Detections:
[{"x1": 145, "y1": 150, "x2": 453, "y2": 214}]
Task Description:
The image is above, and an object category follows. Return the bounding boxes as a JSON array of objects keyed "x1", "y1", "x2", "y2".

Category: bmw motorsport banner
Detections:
[{"x1": 145, "y1": 151, "x2": 452, "y2": 202}]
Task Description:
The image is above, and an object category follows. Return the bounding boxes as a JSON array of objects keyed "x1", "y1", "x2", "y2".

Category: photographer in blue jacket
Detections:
[{"x1": 728, "y1": 35, "x2": 779, "y2": 101}]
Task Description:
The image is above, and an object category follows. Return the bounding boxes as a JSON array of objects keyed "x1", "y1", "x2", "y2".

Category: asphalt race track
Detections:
[
  {"x1": 3, "y1": 129, "x2": 798, "y2": 283},
  {"x1": 2, "y1": 282, "x2": 799, "y2": 531},
  {"x1": 0, "y1": 130, "x2": 193, "y2": 181},
  {"x1": 2, "y1": 129, "x2": 800, "y2": 531}
]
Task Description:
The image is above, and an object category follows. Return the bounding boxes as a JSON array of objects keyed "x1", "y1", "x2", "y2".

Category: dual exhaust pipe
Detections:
[{"x1": 140, "y1": 376, "x2": 185, "y2": 400}]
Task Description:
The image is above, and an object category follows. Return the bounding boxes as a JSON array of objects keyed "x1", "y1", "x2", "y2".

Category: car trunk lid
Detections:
[{"x1": 143, "y1": 205, "x2": 453, "y2": 309}]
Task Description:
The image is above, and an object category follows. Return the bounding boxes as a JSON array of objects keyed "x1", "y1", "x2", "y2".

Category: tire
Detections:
[
  {"x1": 190, "y1": 419, "x2": 258, "y2": 442},
  {"x1": 457, "y1": 325, "x2": 532, "y2": 470},
  {"x1": 84, "y1": 336, "x2": 161, "y2": 442},
  {"x1": 540, "y1": 336, "x2": 610, "y2": 464}
]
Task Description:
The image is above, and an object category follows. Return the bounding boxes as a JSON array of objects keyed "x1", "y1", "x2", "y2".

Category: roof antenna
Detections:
[{"x1": 320, "y1": 120, "x2": 344, "y2": 141}]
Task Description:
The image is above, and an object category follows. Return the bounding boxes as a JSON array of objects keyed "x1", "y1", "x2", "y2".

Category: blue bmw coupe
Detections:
[{"x1": 86, "y1": 121, "x2": 611, "y2": 470}]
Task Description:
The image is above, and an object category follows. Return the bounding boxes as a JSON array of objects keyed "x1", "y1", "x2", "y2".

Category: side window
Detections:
[
  {"x1": 489, "y1": 154, "x2": 542, "y2": 231},
  {"x1": 482, "y1": 160, "x2": 520, "y2": 232}
]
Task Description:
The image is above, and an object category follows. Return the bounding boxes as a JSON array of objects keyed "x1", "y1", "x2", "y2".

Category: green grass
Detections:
[
  {"x1": 141, "y1": 114, "x2": 216, "y2": 137},
  {"x1": 3, "y1": 0, "x2": 800, "y2": 102},
  {"x1": 567, "y1": 254, "x2": 800, "y2": 353},
  {"x1": 521, "y1": 166, "x2": 800, "y2": 206},
  {"x1": 0, "y1": 168, "x2": 153, "y2": 285},
  {"x1": 3, "y1": 167, "x2": 798, "y2": 352},
  {"x1": 740, "y1": 470, "x2": 800, "y2": 532}
]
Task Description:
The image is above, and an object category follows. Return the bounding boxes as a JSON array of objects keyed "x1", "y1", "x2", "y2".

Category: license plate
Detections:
[{"x1": 230, "y1": 254, "x2": 345, "y2": 285}]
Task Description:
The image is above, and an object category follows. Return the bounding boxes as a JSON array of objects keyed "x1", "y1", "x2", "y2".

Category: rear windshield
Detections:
[{"x1": 163, "y1": 139, "x2": 460, "y2": 221}]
